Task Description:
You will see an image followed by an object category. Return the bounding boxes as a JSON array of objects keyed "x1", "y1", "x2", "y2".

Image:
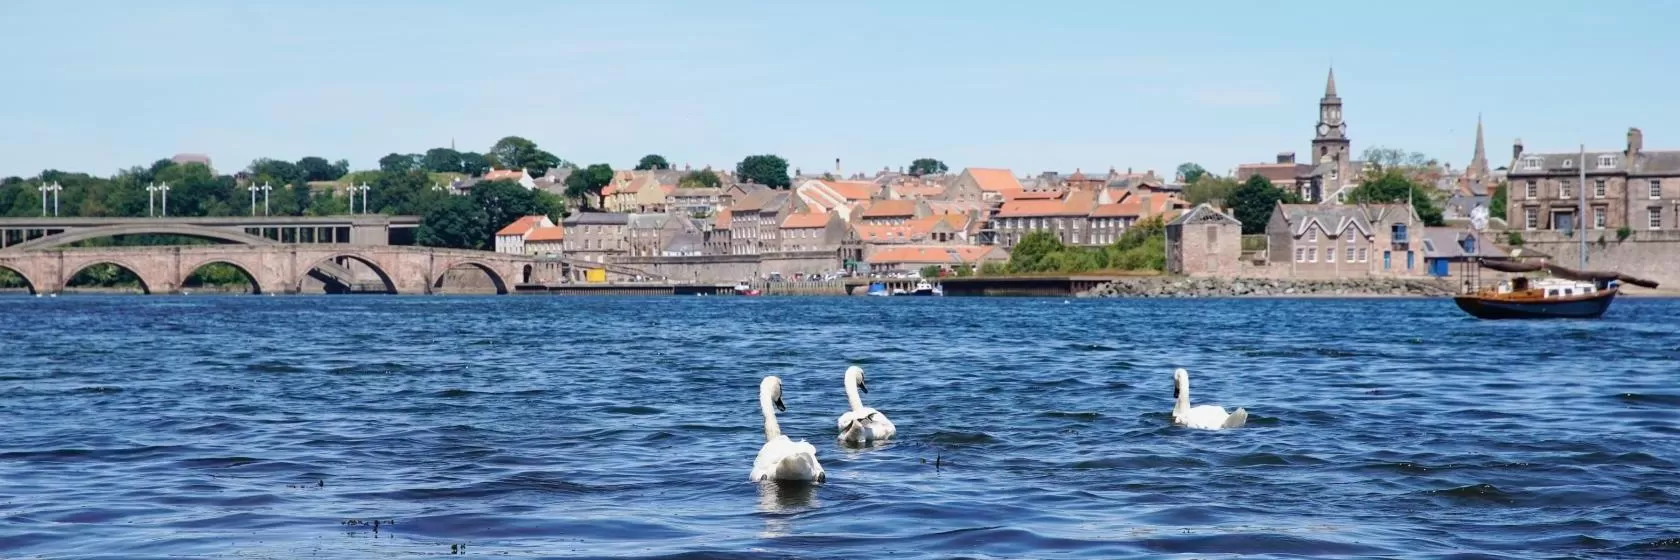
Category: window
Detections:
[
  {"x1": 1307, "y1": 227, "x2": 1318, "y2": 242},
  {"x1": 1651, "y1": 179, "x2": 1663, "y2": 199},
  {"x1": 1595, "y1": 179, "x2": 1606, "y2": 198},
  {"x1": 1383, "y1": 250, "x2": 1391, "y2": 270},
  {"x1": 1525, "y1": 208, "x2": 1538, "y2": 230},
  {"x1": 1650, "y1": 207, "x2": 1663, "y2": 230},
  {"x1": 1330, "y1": 168, "x2": 1339, "y2": 181},
  {"x1": 1560, "y1": 180, "x2": 1574, "y2": 199},
  {"x1": 1525, "y1": 180, "x2": 1537, "y2": 199},
  {"x1": 1595, "y1": 207, "x2": 1606, "y2": 229},
  {"x1": 1328, "y1": 248, "x2": 1337, "y2": 262},
  {"x1": 1357, "y1": 247, "x2": 1368, "y2": 262},
  {"x1": 1562, "y1": 159, "x2": 1573, "y2": 169},
  {"x1": 1598, "y1": 155, "x2": 1617, "y2": 168},
  {"x1": 1523, "y1": 157, "x2": 1541, "y2": 170},
  {"x1": 1308, "y1": 248, "x2": 1317, "y2": 262},
  {"x1": 1295, "y1": 247, "x2": 1304, "y2": 262}
]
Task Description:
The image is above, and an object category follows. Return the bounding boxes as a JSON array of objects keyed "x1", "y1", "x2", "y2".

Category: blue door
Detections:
[
  {"x1": 1383, "y1": 251, "x2": 1391, "y2": 270},
  {"x1": 1429, "y1": 259, "x2": 1450, "y2": 277},
  {"x1": 1406, "y1": 251, "x2": 1415, "y2": 270}
]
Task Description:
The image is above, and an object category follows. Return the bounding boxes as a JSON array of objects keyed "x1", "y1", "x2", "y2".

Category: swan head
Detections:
[
  {"x1": 845, "y1": 365, "x2": 868, "y2": 393},
  {"x1": 761, "y1": 375, "x2": 786, "y2": 412},
  {"x1": 1173, "y1": 368, "x2": 1189, "y2": 399}
]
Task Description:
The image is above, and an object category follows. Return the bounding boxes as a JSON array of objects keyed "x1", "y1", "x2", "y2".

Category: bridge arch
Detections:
[
  {"x1": 62, "y1": 259, "x2": 153, "y2": 294},
  {"x1": 4, "y1": 224, "x2": 277, "y2": 252},
  {"x1": 296, "y1": 253, "x2": 397, "y2": 294},
  {"x1": 431, "y1": 259, "x2": 510, "y2": 295},
  {"x1": 0, "y1": 264, "x2": 39, "y2": 295},
  {"x1": 181, "y1": 257, "x2": 265, "y2": 295}
]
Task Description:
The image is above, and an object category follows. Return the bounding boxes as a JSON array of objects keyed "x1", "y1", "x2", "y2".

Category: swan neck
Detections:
[
  {"x1": 1174, "y1": 378, "x2": 1190, "y2": 415},
  {"x1": 760, "y1": 391, "x2": 782, "y2": 442},
  {"x1": 844, "y1": 377, "x2": 865, "y2": 411}
]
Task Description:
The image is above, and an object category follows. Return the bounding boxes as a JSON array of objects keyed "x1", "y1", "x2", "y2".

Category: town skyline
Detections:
[{"x1": 4, "y1": 0, "x2": 1679, "y2": 178}]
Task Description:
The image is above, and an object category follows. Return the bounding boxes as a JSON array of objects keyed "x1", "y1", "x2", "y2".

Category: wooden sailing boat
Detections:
[{"x1": 1454, "y1": 257, "x2": 1656, "y2": 319}]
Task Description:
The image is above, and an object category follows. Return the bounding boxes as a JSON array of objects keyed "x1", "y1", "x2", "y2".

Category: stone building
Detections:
[
  {"x1": 560, "y1": 212, "x2": 630, "y2": 263},
  {"x1": 1507, "y1": 127, "x2": 1680, "y2": 233},
  {"x1": 1165, "y1": 204, "x2": 1242, "y2": 277},
  {"x1": 726, "y1": 190, "x2": 792, "y2": 255},
  {"x1": 493, "y1": 215, "x2": 554, "y2": 255},
  {"x1": 1265, "y1": 202, "x2": 1425, "y2": 278}
]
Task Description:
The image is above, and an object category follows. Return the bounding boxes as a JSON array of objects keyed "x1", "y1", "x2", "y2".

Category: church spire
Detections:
[
  {"x1": 1324, "y1": 67, "x2": 1338, "y2": 98},
  {"x1": 1467, "y1": 113, "x2": 1490, "y2": 180}
]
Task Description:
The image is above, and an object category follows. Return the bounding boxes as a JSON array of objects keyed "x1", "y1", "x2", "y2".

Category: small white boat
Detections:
[{"x1": 895, "y1": 280, "x2": 942, "y2": 297}]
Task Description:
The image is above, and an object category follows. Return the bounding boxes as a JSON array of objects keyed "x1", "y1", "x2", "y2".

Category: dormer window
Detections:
[
  {"x1": 1598, "y1": 155, "x2": 1617, "y2": 168},
  {"x1": 1562, "y1": 159, "x2": 1574, "y2": 169},
  {"x1": 1523, "y1": 157, "x2": 1541, "y2": 170}
]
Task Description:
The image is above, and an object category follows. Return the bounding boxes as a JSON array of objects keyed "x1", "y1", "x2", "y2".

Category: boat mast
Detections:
[{"x1": 1578, "y1": 144, "x2": 1587, "y2": 269}]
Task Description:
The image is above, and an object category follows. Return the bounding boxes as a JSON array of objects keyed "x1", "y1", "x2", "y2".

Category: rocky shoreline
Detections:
[{"x1": 1079, "y1": 276, "x2": 1456, "y2": 298}]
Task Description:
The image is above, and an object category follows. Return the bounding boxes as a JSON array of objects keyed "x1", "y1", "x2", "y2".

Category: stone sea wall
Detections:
[{"x1": 1080, "y1": 276, "x2": 1455, "y2": 298}]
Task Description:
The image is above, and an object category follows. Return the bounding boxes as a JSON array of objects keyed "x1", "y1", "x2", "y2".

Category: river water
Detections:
[{"x1": 2, "y1": 295, "x2": 1679, "y2": 559}]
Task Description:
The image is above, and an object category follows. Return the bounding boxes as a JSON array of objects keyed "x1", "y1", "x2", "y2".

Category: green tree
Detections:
[
  {"x1": 417, "y1": 195, "x2": 489, "y2": 250},
  {"x1": 736, "y1": 154, "x2": 791, "y2": 188},
  {"x1": 1183, "y1": 175, "x2": 1239, "y2": 206},
  {"x1": 1228, "y1": 175, "x2": 1301, "y2": 234},
  {"x1": 678, "y1": 170, "x2": 721, "y2": 189},
  {"x1": 307, "y1": 191, "x2": 350, "y2": 216},
  {"x1": 249, "y1": 158, "x2": 305, "y2": 185},
  {"x1": 919, "y1": 265, "x2": 944, "y2": 278},
  {"x1": 459, "y1": 152, "x2": 492, "y2": 177},
  {"x1": 635, "y1": 154, "x2": 671, "y2": 171},
  {"x1": 908, "y1": 158, "x2": 948, "y2": 176},
  {"x1": 422, "y1": 148, "x2": 465, "y2": 173},
  {"x1": 1489, "y1": 181, "x2": 1508, "y2": 220},
  {"x1": 1176, "y1": 162, "x2": 1208, "y2": 183},
  {"x1": 378, "y1": 153, "x2": 421, "y2": 174},
  {"x1": 489, "y1": 136, "x2": 565, "y2": 176},
  {"x1": 1346, "y1": 169, "x2": 1445, "y2": 227},
  {"x1": 296, "y1": 156, "x2": 346, "y2": 181},
  {"x1": 469, "y1": 180, "x2": 565, "y2": 249},
  {"x1": 371, "y1": 169, "x2": 434, "y2": 215},
  {"x1": 564, "y1": 164, "x2": 615, "y2": 208},
  {"x1": 155, "y1": 162, "x2": 236, "y2": 217},
  {"x1": 1006, "y1": 231, "x2": 1067, "y2": 273}
]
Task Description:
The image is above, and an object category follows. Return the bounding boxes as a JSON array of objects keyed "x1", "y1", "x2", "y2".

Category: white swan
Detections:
[
  {"x1": 836, "y1": 366, "x2": 896, "y2": 444},
  {"x1": 750, "y1": 376, "x2": 826, "y2": 483},
  {"x1": 1172, "y1": 368, "x2": 1248, "y2": 430}
]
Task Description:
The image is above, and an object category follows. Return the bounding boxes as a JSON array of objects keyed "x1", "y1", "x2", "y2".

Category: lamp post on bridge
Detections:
[
  {"x1": 146, "y1": 182, "x2": 169, "y2": 217},
  {"x1": 262, "y1": 182, "x2": 272, "y2": 216},
  {"x1": 38, "y1": 181, "x2": 62, "y2": 217},
  {"x1": 349, "y1": 182, "x2": 371, "y2": 214},
  {"x1": 248, "y1": 183, "x2": 260, "y2": 215}
]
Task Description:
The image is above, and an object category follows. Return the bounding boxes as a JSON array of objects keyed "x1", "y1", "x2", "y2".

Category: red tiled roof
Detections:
[
  {"x1": 781, "y1": 211, "x2": 831, "y2": 229},
  {"x1": 965, "y1": 168, "x2": 1022, "y2": 192},
  {"x1": 1001, "y1": 189, "x2": 1065, "y2": 201},
  {"x1": 525, "y1": 226, "x2": 564, "y2": 242},
  {"x1": 860, "y1": 199, "x2": 917, "y2": 218},
  {"x1": 495, "y1": 215, "x2": 546, "y2": 236},
  {"x1": 818, "y1": 180, "x2": 878, "y2": 201},
  {"x1": 484, "y1": 169, "x2": 527, "y2": 181},
  {"x1": 714, "y1": 209, "x2": 732, "y2": 229}
]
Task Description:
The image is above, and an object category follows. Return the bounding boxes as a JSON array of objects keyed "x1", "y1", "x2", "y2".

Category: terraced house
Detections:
[{"x1": 1507, "y1": 128, "x2": 1680, "y2": 232}]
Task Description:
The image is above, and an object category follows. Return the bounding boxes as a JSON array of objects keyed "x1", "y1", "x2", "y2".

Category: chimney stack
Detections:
[
  {"x1": 1628, "y1": 127, "x2": 1644, "y2": 158},
  {"x1": 1513, "y1": 138, "x2": 1524, "y2": 161},
  {"x1": 835, "y1": 158, "x2": 842, "y2": 177},
  {"x1": 1277, "y1": 152, "x2": 1295, "y2": 164}
]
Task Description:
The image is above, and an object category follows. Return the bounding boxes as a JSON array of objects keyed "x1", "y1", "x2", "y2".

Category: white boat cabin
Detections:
[{"x1": 1496, "y1": 277, "x2": 1600, "y2": 298}]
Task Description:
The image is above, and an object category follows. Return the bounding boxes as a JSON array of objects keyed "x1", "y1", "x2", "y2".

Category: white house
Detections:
[
  {"x1": 484, "y1": 168, "x2": 538, "y2": 190},
  {"x1": 494, "y1": 215, "x2": 554, "y2": 254}
]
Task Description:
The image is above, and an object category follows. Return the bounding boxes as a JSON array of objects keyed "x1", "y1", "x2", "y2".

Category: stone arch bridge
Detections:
[{"x1": 0, "y1": 243, "x2": 659, "y2": 295}]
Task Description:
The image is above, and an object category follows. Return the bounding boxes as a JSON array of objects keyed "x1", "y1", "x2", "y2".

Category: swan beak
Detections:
[
  {"x1": 773, "y1": 397, "x2": 786, "y2": 412},
  {"x1": 1173, "y1": 384, "x2": 1180, "y2": 399},
  {"x1": 858, "y1": 380, "x2": 869, "y2": 394}
]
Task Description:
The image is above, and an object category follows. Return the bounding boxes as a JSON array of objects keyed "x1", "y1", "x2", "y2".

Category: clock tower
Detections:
[{"x1": 1311, "y1": 67, "x2": 1349, "y2": 166}]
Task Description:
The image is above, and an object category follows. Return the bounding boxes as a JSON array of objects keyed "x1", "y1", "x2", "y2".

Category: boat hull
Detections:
[{"x1": 1453, "y1": 289, "x2": 1617, "y2": 319}]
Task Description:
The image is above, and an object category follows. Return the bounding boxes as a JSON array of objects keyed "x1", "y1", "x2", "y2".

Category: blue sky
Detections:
[{"x1": 4, "y1": 0, "x2": 1678, "y2": 179}]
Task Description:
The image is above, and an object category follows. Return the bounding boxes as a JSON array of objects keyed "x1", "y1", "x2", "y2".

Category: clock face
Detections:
[{"x1": 1318, "y1": 123, "x2": 1330, "y2": 136}]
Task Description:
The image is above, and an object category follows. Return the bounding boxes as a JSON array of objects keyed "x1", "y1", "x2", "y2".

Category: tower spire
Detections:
[
  {"x1": 1467, "y1": 113, "x2": 1490, "y2": 180},
  {"x1": 1324, "y1": 67, "x2": 1338, "y2": 98}
]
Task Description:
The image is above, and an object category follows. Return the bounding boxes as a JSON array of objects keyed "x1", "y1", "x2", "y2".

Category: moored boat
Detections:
[
  {"x1": 1454, "y1": 258, "x2": 1658, "y2": 320},
  {"x1": 894, "y1": 280, "x2": 942, "y2": 296}
]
